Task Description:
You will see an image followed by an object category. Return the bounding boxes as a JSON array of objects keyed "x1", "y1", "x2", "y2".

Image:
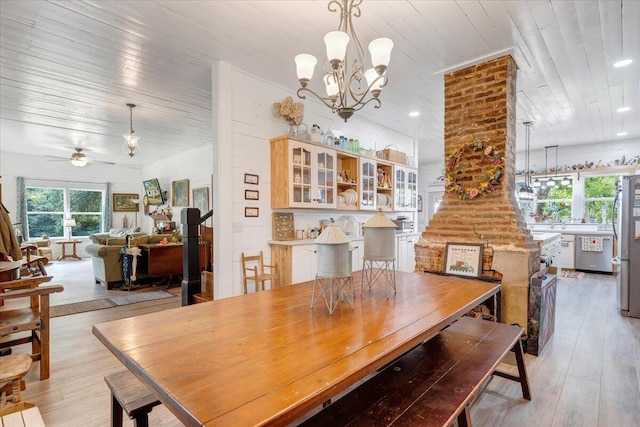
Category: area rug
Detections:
[
  {"x1": 560, "y1": 270, "x2": 585, "y2": 279},
  {"x1": 50, "y1": 290, "x2": 176, "y2": 318}
]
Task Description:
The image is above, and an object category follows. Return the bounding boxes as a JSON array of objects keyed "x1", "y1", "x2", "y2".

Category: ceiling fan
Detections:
[{"x1": 46, "y1": 148, "x2": 115, "y2": 167}]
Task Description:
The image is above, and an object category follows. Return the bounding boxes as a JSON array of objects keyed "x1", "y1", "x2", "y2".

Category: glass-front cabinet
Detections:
[
  {"x1": 359, "y1": 157, "x2": 376, "y2": 210},
  {"x1": 271, "y1": 136, "x2": 336, "y2": 209},
  {"x1": 394, "y1": 166, "x2": 418, "y2": 211}
]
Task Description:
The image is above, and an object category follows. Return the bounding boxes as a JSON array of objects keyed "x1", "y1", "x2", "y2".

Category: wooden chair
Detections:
[
  {"x1": 0, "y1": 277, "x2": 64, "y2": 380},
  {"x1": 200, "y1": 225, "x2": 214, "y2": 272},
  {"x1": 18, "y1": 244, "x2": 48, "y2": 277},
  {"x1": 241, "y1": 251, "x2": 278, "y2": 294},
  {"x1": 0, "y1": 353, "x2": 34, "y2": 416}
]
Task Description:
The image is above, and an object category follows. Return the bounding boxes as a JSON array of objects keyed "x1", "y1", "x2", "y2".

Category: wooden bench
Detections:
[
  {"x1": 300, "y1": 317, "x2": 531, "y2": 427},
  {"x1": 105, "y1": 370, "x2": 161, "y2": 427},
  {"x1": 0, "y1": 407, "x2": 45, "y2": 427}
]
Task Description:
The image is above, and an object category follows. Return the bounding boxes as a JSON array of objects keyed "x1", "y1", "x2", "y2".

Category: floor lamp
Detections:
[{"x1": 64, "y1": 218, "x2": 76, "y2": 240}]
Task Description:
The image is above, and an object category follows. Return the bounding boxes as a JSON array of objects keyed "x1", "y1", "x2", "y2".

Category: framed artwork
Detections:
[
  {"x1": 112, "y1": 193, "x2": 139, "y2": 212},
  {"x1": 143, "y1": 178, "x2": 165, "y2": 205},
  {"x1": 172, "y1": 179, "x2": 190, "y2": 207},
  {"x1": 193, "y1": 186, "x2": 210, "y2": 214},
  {"x1": 444, "y1": 243, "x2": 483, "y2": 278},
  {"x1": 245, "y1": 207, "x2": 259, "y2": 217},
  {"x1": 244, "y1": 173, "x2": 259, "y2": 185},
  {"x1": 245, "y1": 189, "x2": 259, "y2": 200}
]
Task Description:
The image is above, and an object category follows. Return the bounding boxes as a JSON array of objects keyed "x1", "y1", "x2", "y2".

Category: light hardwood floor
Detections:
[{"x1": 6, "y1": 266, "x2": 640, "y2": 426}]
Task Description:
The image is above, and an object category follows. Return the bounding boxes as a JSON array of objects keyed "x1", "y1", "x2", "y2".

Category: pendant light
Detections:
[
  {"x1": 517, "y1": 122, "x2": 535, "y2": 200},
  {"x1": 561, "y1": 176, "x2": 571, "y2": 186},
  {"x1": 123, "y1": 103, "x2": 140, "y2": 157}
]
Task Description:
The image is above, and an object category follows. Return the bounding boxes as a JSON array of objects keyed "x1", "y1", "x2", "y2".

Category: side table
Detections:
[{"x1": 56, "y1": 240, "x2": 82, "y2": 260}]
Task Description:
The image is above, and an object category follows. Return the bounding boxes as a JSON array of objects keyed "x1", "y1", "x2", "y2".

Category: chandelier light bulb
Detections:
[
  {"x1": 295, "y1": 54, "x2": 317, "y2": 85},
  {"x1": 368, "y1": 38, "x2": 393, "y2": 73},
  {"x1": 324, "y1": 74, "x2": 339, "y2": 97},
  {"x1": 324, "y1": 31, "x2": 350, "y2": 67},
  {"x1": 364, "y1": 68, "x2": 384, "y2": 95}
]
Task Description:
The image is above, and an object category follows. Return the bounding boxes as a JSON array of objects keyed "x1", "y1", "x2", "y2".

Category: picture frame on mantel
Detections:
[
  {"x1": 172, "y1": 179, "x2": 190, "y2": 207},
  {"x1": 443, "y1": 243, "x2": 483, "y2": 278}
]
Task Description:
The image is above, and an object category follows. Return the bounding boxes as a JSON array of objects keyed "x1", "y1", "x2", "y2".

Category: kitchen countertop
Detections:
[
  {"x1": 268, "y1": 232, "x2": 421, "y2": 246},
  {"x1": 530, "y1": 229, "x2": 614, "y2": 236},
  {"x1": 531, "y1": 232, "x2": 561, "y2": 245}
]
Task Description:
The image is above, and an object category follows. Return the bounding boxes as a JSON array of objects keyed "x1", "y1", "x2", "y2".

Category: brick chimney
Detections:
[{"x1": 415, "y1": 56, "x2": 539, "y2": 332}]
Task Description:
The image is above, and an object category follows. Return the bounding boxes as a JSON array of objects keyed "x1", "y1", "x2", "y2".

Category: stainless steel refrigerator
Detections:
[{"x1": 613, "y1": 175, "x2": 640, "y2": 318}]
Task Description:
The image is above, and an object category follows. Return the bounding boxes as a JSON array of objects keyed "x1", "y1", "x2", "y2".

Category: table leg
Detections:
[{"x1": 71, "y1": 243, "x2": 81, "y2": 260}]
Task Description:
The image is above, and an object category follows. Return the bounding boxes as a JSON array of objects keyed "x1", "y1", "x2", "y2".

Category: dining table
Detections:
[{"x1": 93, "y1": 271, "x2": 500, "y2": 426}]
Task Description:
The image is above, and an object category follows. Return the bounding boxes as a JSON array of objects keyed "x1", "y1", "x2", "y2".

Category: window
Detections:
[
  {"x1": 583, "y1": 175, "x2": 620, "y2": 224},
  {"x1": 26, "y1": 184, "x2": 104, "y2": 238},
  {"x1": 535, "y1": 183, "x2": 573, "y2": 222}
]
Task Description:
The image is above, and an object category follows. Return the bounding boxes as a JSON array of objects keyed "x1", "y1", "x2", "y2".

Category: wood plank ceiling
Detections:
[{"x1": 1, "y1": 0, "x2": 638, "y2": 167}]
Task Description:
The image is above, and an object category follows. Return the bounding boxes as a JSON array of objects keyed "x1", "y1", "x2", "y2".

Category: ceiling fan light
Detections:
[
  {"x1": 71, "y1": 157, "x2": 87, "y2": 167},
  {"x1": 368, "y1": 37, "x2": 393, "y2": 71},
  {"x1": 294, "y1": 54, "x2": 317, "y2": 83},
  {"x1": 324, "y1": 31, "x2": 349, "y2": 65}
]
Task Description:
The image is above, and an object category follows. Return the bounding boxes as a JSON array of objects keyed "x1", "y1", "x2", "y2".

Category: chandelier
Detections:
[
  {"x1": 123, "y1": 103, "x2": 140, "y2": 157},
  {"x1": 294, "y1": 0, "x2": 393, "y2": 122},
  {"x1": 517, "y1": 122, "x2": 535, "y2": 200}
]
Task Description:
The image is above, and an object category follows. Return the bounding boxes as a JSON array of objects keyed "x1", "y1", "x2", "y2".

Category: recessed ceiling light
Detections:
[
  {"x1": 409, "y1": 111, "x2": 420, "y2": 117},
  {"x1": 617, "y1": 106, "x2": 631, "y2": 113},
  {"x1": 617, "y1": 131, "x2": 628, "y2": 137},
  {"x1": 613, "y1": 59, "x2": 633, "y2": 68}
]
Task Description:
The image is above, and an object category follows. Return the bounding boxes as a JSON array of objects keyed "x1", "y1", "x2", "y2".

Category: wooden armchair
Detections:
[
  {"x1": 0, "y1": 276, "x2": 64, "y2": 380},
  {"x1": 241, "y1": 251, "x2": 278, "y2": 294}
]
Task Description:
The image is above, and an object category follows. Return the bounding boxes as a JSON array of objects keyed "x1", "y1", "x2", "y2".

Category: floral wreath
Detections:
[{"x1": 444, "y1": 140, "x2": 505, "y2": 199}]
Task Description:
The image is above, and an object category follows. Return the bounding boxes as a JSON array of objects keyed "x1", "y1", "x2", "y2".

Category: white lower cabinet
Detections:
[
  {"x1": 396, "y1": 234, "x2": 420, "y2": 272},
  {"x1": 350, "y1": 240, "x2": 364, "y2": 272},
  {"x1": 558, "y1": 234, "x2": 575, "y2": 269},
  {"x1": 291, "y1": 244, "x2": 318, "y2": 284}
]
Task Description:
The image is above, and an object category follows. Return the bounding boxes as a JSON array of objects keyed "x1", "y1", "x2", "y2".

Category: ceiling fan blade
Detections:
[
  {"x1": 45, "y1": 155, "x2": 70, "y2": 161},
  {"x1": 91, "y1": 159, "x2": 116, "y2": 166}
]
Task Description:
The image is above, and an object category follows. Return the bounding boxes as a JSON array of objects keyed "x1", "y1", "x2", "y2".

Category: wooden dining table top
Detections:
[{"x1": 93, "y1": 271, "x2": 500, "y2": 427}]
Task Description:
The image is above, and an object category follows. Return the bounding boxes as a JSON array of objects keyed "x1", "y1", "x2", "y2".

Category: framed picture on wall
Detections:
[
  {"x1": 244, "y1": 173, "x2": 259, "y2": 185},
  {"x1": 113, "y1": 193, "x2": 139, "y2": 212},
  {"x1": 192, "y1": 187, "x2": 210, "y2": 214},
  {"x1": 244, "y1": 189, "x2": 259, "y2": 200},
  {"x1": 443, "y1": 243, "x2": 483, "y2": 278},
  {"x1": 172, "y1": 179, "x2": 190, "y2": 207},
  {"x1": 245, "y1": 207, "x2": 259, "y2": 217}
]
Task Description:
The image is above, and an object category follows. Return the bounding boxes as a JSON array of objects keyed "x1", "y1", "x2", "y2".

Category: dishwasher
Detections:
[{"x1": 575, "y1": 235, "x2": 614, "y2": 273}]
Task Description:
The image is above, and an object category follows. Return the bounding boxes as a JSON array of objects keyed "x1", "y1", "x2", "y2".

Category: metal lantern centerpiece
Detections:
[
  {"x1": 311, "y1": 224, "x2": 355, "y2": 314},
  {"x1": 362, "y1": 210, "x2": 397, "y2": 297}
]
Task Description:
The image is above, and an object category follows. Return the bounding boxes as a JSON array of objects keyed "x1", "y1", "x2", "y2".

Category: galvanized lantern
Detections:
[
  {"x1": 311, "y1": 224, "x2": 355, "y2": 314},
  {"x1": 362, "y1": 210, "x2": 397, "y2": 297}
]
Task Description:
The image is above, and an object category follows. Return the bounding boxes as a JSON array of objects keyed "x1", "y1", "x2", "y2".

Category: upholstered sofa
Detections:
[{"x1": 85, "y1": 228, "x2": 167, "y2": 289}]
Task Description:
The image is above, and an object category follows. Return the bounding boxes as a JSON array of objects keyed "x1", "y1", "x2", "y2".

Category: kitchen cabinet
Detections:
[
  {"x1": 396, "y1": 233, "x2": 420, "y2": 272},
  {"x1": 292, "y1": 244, "x2": 318, "y2": 284},
  {"x1": 336, "y1": 152, "x2": 360, "y2": 210},
  {"x1": 359, "y1": 157, "x2": 377, "y2": 211},
  {"x1": 376, "y1": 161, "x2": 394, "y2": 212},
  {"x1": 394, "y1": 166, "x2": 418, "y2": 211},
  {"x1": 350, "y1": 240, "x2": 364, "y2": 272},
  {"x1": 558, "y1": 234, "x2": 575, "y2": 269},
  {"x1": 271, "y1": 136, "x2": 336, "y2": 209}
]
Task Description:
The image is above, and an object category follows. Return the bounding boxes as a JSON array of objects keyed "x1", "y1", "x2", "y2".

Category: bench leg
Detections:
[
  {"x1": 132, "y1": 410, "x2": 151, "y2": 427},
  {"x1": 512, "y1": 339, "x2": 531, "y2": 401},
  {"x1": 111, "y1": 394, "x2": 123, "y2": 427},
  {"x1": 493, "y1": 340, "x2": 532, "y2": 401},
  {"x1": 457, "y1": 406, "x2": 472, "y2": 427}
]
